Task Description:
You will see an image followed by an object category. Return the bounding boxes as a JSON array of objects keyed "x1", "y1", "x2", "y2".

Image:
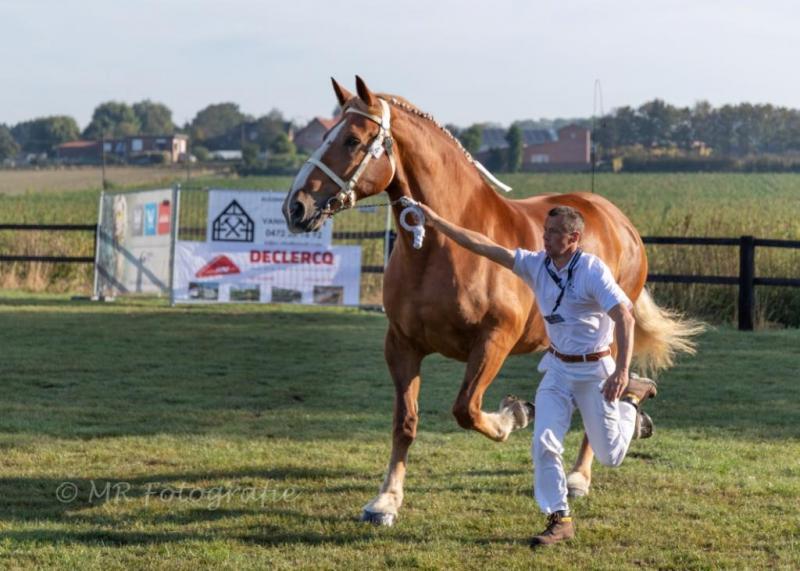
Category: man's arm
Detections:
[
  {"x1": 416, "y1": 203, "x2": 515, "y2": 270},
  {"x1": 602, "y1": 302, "x2": 636, "y2": 402}
]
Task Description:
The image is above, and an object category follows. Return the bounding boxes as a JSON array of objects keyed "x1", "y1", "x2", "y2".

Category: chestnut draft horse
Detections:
[{"x1": 283, "y1": 77, "x2": 699, "y2": 526}]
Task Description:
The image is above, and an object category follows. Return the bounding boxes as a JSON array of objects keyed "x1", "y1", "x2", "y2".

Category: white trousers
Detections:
[{"x1": 532, "y1": 353, "x2": 638, "y2": 514}]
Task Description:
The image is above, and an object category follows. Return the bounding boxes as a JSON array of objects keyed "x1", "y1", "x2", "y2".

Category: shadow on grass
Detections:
[
  {"x1": 0, "y1": 307, "x2": 797, "y2": 441},
  {"x1": 0, "y1": 469, "x2": 529, "y2": 548}
]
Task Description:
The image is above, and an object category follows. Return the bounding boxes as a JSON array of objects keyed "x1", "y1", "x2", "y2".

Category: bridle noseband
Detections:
[{"x1": 304, "y1": 98, "x2": 397, "y2": 215}]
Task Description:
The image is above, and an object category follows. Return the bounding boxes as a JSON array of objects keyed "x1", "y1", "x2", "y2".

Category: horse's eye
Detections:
[{"x1": 345, "y1": 136, "x2": 361, "y2": 149}]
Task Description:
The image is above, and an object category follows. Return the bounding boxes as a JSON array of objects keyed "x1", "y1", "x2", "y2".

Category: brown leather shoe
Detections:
[
  {"x1": 529, "y1": 512, "x2": 575, "y2": 548},
  {"x1": 621, "y1": 373, "x2": 657, "y2": 408}
]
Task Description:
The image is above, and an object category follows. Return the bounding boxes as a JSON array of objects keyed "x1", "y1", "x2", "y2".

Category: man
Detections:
[{"x1": 415, "y1": 203, "x2": 657, "y2": 548}]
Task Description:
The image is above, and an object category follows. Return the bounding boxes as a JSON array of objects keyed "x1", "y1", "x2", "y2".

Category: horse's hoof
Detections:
[
  {"x1": 566, "y1": 473, "x2": 590, "y2": 498},
  {"x1": 500, "y1": 394, "x2": 535, "y2": 430},
  {"x1": 361, "y1": 510, "x2": 396, "y2": 526}
]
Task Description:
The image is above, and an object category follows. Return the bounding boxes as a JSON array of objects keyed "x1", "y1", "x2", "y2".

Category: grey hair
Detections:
[{"x1": 548, "y1": 206, "x2": 585, "y2": 234}]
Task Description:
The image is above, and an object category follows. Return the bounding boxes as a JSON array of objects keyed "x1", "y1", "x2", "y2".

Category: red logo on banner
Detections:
[
  {"x1": 158, "y1": 200, "x2": 171, "y2": 234},
  {"x1": 196, "y1": 255, "x2": 241, "y2": 277}
]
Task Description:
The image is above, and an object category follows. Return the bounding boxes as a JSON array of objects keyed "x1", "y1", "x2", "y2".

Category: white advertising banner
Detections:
[
  {"x1": 172, "y1": 242, "x2": 361, "y2": 305},
  {"x1": 96, "y1": 188, "x2": 173, "y2": 296},
  {"x1": 207, "y1": 189, "x2": 332, "y2": 247}
]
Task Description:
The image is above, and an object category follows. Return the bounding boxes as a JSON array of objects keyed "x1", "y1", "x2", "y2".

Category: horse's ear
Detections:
[
  {"x1": 331, "y1": 77, "x2": 354, "y2": 107},
  {"x1": 355, "y1": 75, "x2": 377, "y2": 108}
]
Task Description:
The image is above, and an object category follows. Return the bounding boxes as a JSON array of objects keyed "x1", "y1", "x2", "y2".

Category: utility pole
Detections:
[
  {"x1": 591, "y1": 79, "x2": 605, "y2": 194},
  {"x1": 101, "y1": 133, "x2": 107, "y2": 190}
]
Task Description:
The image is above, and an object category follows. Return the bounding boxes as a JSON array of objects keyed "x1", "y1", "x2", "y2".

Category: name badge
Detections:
[{"x1": 544, "y1": 314, "x2": 565, "y2": 324}]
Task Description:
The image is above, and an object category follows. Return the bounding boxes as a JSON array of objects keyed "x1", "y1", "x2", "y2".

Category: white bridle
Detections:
[{"x1": 304, "y1": 98, "x2": 397, "y2": 215}]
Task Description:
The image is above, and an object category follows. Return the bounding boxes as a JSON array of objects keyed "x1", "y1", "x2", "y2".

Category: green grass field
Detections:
[{"x1": 0, "y1": 295, "x2": 798, "y2": 569}]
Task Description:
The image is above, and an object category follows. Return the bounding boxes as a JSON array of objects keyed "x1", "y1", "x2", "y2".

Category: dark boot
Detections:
[
  {"x1": 621, "y1": 373, "x2": 657, "y2": 408},
  {"x1": 529, "y1": 512, "x2": 575, "y2": 548}
]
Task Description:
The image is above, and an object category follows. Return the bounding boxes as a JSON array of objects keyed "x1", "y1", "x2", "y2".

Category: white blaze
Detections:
[{"x1": 288, "y1": 120, "x2": 347, "y2": 202}]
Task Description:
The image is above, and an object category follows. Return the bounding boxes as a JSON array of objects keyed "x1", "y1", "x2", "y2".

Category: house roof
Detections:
[
  {"x1": 479, "y1": 128, "x2": 558, "y2": 152},
  {"x1": 56, "y1": 140, "x2": 98, "y2": 149}
]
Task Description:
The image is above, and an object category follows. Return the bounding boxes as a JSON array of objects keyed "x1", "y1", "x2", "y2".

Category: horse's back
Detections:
[{"x1": 510, "y1": 192, "x2": 647, "y2": 297}]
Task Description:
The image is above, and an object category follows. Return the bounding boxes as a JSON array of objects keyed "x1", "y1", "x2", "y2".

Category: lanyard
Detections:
[{"x1": 543, "y1": 249, "x2": 582, "y2": 315}]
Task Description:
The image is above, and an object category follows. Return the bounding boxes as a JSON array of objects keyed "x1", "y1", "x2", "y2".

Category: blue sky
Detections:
[{"x1": 1, "y1": 0, "x2": 797, "y2": 129}]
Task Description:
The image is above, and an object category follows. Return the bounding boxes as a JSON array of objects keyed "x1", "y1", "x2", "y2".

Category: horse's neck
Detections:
[{"x1": 386, "y1": 115, "x2": 503, "y2": 229}]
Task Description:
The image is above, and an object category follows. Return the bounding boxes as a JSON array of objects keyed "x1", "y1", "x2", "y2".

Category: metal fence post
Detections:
[
  {"x1": 92, "y1": 191, "x2": 105, "y2": 299},
  {"x1": 168, "y1": 184, "x2": 181, "y2": 306},
  {"x1": 738, "y1": 235, "x2": 755, "y2": 331}
]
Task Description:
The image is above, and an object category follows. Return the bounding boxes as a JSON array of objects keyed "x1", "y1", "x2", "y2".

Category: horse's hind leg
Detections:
[
  {"x1": 361, "y1": 329, "x2": 423, "y2": 526},
  {"x1": 452, "y1": 333, "x2": 530, "y2": 442},
  {"x1": 567, "y1": 433, "x2": 594, "y2": 497}
]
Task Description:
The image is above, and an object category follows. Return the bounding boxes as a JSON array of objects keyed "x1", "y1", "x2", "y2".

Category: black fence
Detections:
[
  {"x1": 2, "y1": 225, "x2": 798, "y2": 331},
  {"x1": 643, "y1": 235, "x2": 800, "y2": 330},
  {"x1": 0, "y1": 224, "x2": 96, "y2": 264}
]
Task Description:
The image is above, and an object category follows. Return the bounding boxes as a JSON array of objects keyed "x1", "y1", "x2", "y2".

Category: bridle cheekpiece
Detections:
[{"x1": 304, "y1": 98, "x2": 397, "y2": 216}]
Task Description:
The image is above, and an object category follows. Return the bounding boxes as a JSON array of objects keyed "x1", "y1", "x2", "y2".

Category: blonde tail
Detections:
[{"x1": 632, "y1": 288, "x2": 706, "y2": 376}]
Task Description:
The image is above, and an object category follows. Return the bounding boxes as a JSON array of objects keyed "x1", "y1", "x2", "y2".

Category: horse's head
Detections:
[{"x1": 283, "y1": 76, "x2": 397, "y2": 233}]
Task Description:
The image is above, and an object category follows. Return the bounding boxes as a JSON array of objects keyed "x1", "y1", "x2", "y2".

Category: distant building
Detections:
[
  {"x1": 54, "y1": 140, "x2": 101, "y2": 163},
  {"x1": 293, "y1": 117, "x2": 340, "y2": 154},
  {"x1": 56, "y1": 134, "x2": 189, "y2": 164},
  {"x1": 476, "y1": 124, "x2": 591, "y2": 171}
]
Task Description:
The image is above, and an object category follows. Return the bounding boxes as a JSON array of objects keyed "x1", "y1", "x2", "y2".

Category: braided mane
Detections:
[{"x1": 383, "y1": 95, "x2": 480, "y2": 168}]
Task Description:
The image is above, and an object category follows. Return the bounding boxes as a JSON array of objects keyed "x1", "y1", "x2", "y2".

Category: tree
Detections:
[
  {"x1": 270, "y1": 132, "x2": 296, "y2": 155},
  {"x1": 190, "y1": 103, "x2": 247, "y2": 149},
  {"x1": 83, "y1": 102, "x2": 140, "y2": 139},
  {"x1": 249, "y1": 109, "x2": 288, "y2": 151},
  {"x1": 192, "y1": 145, "x2": 210, "y2": 162},
  {"x1": 506, "y1": 124, "x2": 523, "y2": 172},
  {"x1": 132, "y1": 100, "x2": 175, "y2": 135},
  {"x1": 242, "y1": 143, "x2": 259, "y2": 167},
  {"x1": 459, "y1": 124, "x2": 483, "y2": 155},
  {"x1": 0, "y1": 125, "x2": 19, "y2": 160},
  {"x1": 11, "y1": 116, "x2": 80, "y2": 155}
]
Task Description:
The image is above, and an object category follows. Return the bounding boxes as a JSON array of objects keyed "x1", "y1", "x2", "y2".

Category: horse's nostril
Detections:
[{"x1": 290, "y1": 201, "x2": 305, "y2": 221}]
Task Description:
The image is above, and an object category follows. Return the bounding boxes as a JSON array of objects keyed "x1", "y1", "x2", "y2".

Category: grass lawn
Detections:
[{"x1": 0, "y1": 295, "x2": 797, "y2": 569}]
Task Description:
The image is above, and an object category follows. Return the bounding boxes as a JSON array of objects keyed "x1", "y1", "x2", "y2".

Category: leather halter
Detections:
[{"x1": 304, "y1": 98, "x2": 397, "y2": 215}]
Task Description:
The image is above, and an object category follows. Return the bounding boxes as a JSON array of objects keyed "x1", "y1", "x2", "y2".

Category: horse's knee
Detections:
[
  {"x1": 452, "y1": 401, "x2": 477, "y2": 430},
  {"x1": 394, "y1": 411, "x2": 418, "y2": 444}
]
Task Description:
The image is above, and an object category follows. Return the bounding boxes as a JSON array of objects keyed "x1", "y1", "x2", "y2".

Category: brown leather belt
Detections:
[{"x1": 547, "y1": 346, "x2": 611, "y2": 363}]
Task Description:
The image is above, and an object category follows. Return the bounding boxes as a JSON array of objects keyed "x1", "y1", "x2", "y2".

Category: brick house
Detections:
[
  {"x1": 476, "y1": 125, "x2": 590, "y2": 171},
  {"x1": 522, "y1": 125, "x2": 590, "y2": 168},
  {"x1": 56, "y1": 134, "x2": 189, "y2": 164},
  {"x1": 293, "y1": 117, "x2": 340, "y2": 154},
  {"x1": 55, "y1": 140, "x2": 102, "y2": 163}
]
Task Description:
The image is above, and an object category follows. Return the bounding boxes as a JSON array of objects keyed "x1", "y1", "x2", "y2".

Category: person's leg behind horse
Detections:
[{"x1": 570, "y1": 359, "x2": 656, "y2": 469}]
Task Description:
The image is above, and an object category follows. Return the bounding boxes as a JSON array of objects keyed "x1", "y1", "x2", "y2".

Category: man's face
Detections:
[{"x1": 543, "y1": 215, "x2": 579, "y2": 258}]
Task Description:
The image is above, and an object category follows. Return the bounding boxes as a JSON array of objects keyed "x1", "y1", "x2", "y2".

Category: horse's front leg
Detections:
[
  {"x1": 452, "y1": 333, "x2": 532, "y2": 442},
  {"x1": 566, "y1": 434, "x2": 594, "y2": 497},
  {"x1": 361, "y1": 329, "x2": 423, "y2": 526}
]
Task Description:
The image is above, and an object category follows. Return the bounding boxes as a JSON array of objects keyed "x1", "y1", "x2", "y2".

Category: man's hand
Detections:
[
  {"x1": 416, "y1": 203, "x2": 439, "y2": 227},
  {"x1": 602, "y1": 369, "x2": 629, "y2": 402}
]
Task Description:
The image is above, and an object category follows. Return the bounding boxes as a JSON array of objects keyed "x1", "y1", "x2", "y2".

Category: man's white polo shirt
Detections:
[{"x1": 513, "y1": 248, "x2": 632, "y2": 356}]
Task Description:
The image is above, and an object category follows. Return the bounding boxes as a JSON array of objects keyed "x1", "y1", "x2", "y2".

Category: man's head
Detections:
[{"x1": 544, "y1": 206, "x2": 584, "y2": 259}]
